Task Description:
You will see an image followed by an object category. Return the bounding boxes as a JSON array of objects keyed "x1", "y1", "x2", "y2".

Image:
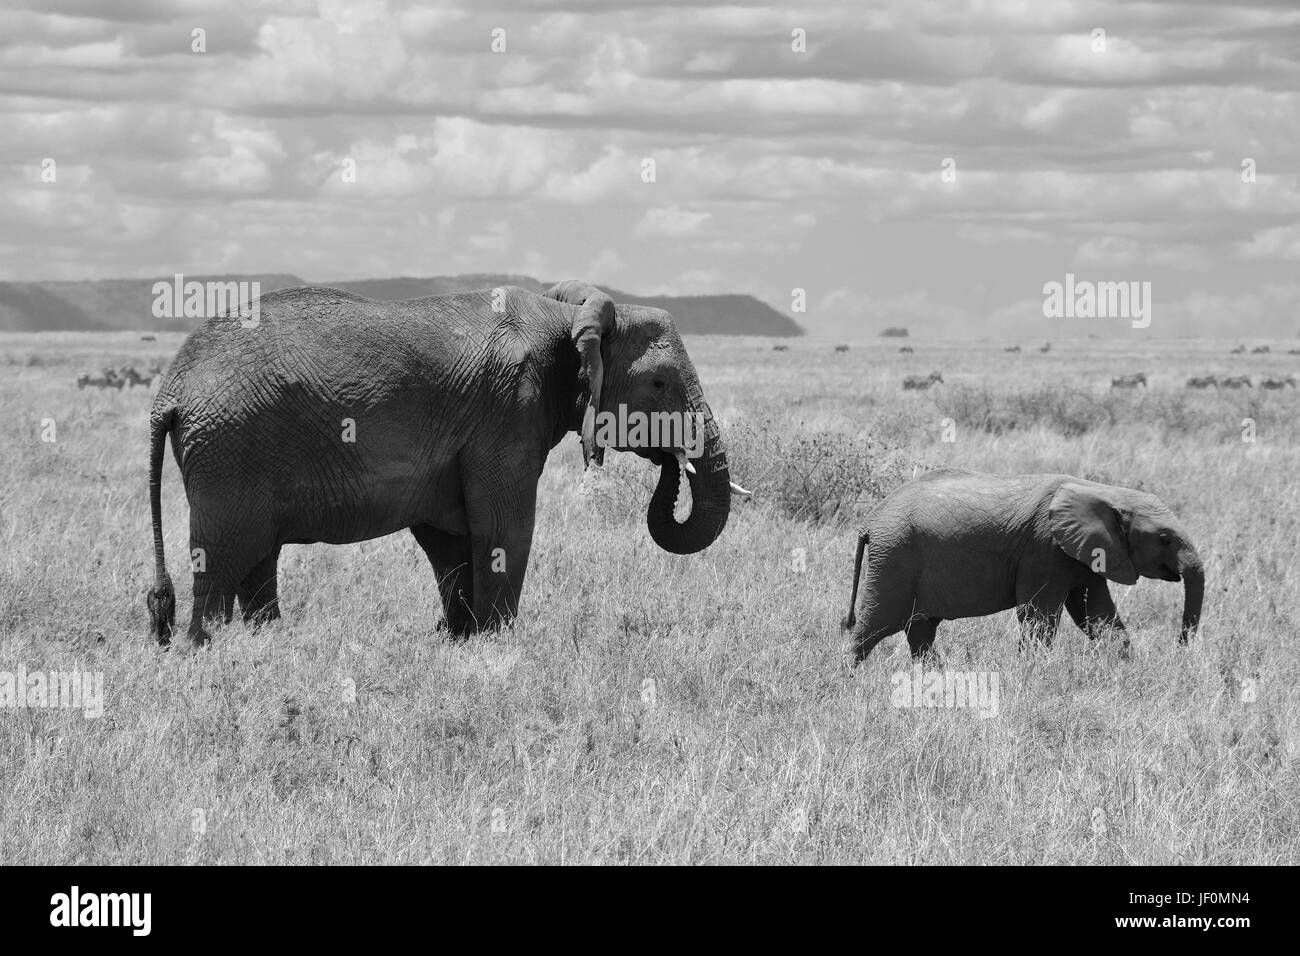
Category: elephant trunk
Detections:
[
  {"x1": 1177, "y1": 548, "x2": 1204, "y2": 644},
  {"x1": 646, "y1": 393, "x2": 730, "y2": 554}
]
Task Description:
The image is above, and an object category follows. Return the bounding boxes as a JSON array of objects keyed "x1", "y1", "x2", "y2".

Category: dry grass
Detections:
[{"x1": 0, "y1": 331, "x2": 1296, "y2": 864}]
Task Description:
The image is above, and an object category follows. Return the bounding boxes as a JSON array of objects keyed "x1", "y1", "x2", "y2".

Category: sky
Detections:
[{"x1": 3, "y1": 0, "x2": 1299, "y2": 337}]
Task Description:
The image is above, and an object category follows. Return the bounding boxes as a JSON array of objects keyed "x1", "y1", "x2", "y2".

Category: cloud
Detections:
[
  {"x1": 468, "y1": 219, "x2": 512, "y2": 255},
  {"x1": 633, "y1": 206, "x2": 711, "y2": 239},
  {"x1": 0, "y1": 0, "x2": 1295, "y2": 342}
]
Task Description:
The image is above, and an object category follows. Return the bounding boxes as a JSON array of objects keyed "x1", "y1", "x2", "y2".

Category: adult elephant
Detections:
[
  {"x1": 843, "y1": 469, "x2": 1204, "y2": 662},
  {"x1": 146, "y1": 281, "x2": 742, "y2": 646}
]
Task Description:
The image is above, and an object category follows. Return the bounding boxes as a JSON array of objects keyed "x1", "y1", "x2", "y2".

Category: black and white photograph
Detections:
[{"x1": 0, "y1": 0, "x2": 1295, "y2": 901}]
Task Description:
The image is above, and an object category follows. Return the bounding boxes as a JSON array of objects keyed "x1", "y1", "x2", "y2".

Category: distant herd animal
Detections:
[
  {"x1": 77, "y1": 369, "x2": 125, "y2": 390},
  {"x1": 76, "y1": 364, "x2": 163, "y2": 391},
  {"x1": 1110, "y1": 373, "x2": 1147, "y2": 389},
  {"x1": 1185, "y1": 374, "x2": 1295, "y2": 389},
  {"x1": 1109, "y1": 371, "x2": 1300, "y2": 390},
  {"x1": 769, "y1": 340, "x2": 1297, "y2": 397},
  {"x1": 1181, "y1": 343, "x2": 1298, "y2": 388},
  {"x1": 903, "y1": 371, "x2": 943, "y2": 390}
]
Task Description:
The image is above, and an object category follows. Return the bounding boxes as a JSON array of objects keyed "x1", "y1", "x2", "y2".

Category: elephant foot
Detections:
[
  {"x1": 186, "y1": 624, "x2": 213, "y2": 648},
  {"x1": 243, "y1": 603, "x2": 281, "y2": 630},
  {"x1": 436, "y1": 617, "x2": 476, "y2": 643}
]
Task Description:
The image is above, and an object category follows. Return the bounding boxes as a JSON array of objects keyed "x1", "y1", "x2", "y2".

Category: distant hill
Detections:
[{"x1": 0, "y1": 274, "x2": 802, "y2": 337}]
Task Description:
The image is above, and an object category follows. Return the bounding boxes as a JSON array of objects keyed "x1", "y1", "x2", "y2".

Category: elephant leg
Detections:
[
  {"x1": 410, "y1": 525, "x2": 475, "y2": 637},
  {"x1": 848, "y1": 575, "x2": 915, "y2": 664},
  {"x1": 187, "y1": 511, "x2": 269, "y2": 645},
  {"x1": 188, "y1": 574, "x2": 235, "y2": 646},
  {"x1": 1065, "y1": 576, "x2": 1128, "y2": 653},
  {"x1": 905, "y1": 617, "x2": 942, "y2": 662},
  {"x1": 468, "y1": 522, "x2": 535, "y2": 632},
  {"x1": 237, "y1": 550, "x2": 281, "y2": 627},
  {"x1": 1015, "y1": 602, "x2": 1063, "y2": 651},
  {"x1": 1015, "y1": 575, "x2": 1068, "y2": 651},
  {"x1": 462, "y1": 468, "x2": 540, "y2": 632}
]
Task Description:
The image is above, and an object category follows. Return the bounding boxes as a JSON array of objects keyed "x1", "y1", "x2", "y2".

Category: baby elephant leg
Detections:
[
  {"x1": 1015, "y1": 576, "x2": 1068, "y2": 652},
  {"x1": 905, "y1": 617, "x2": 942, "y2": 662},
  {"x1": 848, "y1": 589, "x2": 915, "y2": 664},
  {"x1": 1065, "y1": 576, "x2": 1130, "y2": 655},
  {"x1": 1015, "y1": 602, "x2": 1063, "y2": 651}
]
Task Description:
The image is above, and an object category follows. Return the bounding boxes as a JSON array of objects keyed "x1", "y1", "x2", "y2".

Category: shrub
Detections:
[{"x1": 725, "y1": 418, "x2": 914, "y2": 525}]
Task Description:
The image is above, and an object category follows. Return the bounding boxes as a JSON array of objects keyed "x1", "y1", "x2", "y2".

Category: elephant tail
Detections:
[
  {"x1": 842, "y1": 527, "x2": 869, "y2": 630},
  {"x1": 146, "y1": 405, "x2": 177, "y2": 644}
]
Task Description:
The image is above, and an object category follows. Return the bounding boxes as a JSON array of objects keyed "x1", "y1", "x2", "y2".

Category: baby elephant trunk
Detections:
[{"x1": 1178, "y1": 549, "x2": 1204, "y2": 644}]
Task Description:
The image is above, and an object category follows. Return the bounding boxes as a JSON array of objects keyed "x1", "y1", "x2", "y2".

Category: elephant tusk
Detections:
[
  {"x1": 684, "y1": 459, "x2": 697, "y2": 475},
  {"x1": 672, "y1": 451, "x2": 694, "y2": 524},
  {"x1": 730, "y1": 481, "x2": 753, "y2": 496}
]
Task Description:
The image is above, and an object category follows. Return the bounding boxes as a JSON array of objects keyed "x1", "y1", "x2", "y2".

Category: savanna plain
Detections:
[{"x1": 1, "y1": 330, "x2": 1296, "y2": 864}]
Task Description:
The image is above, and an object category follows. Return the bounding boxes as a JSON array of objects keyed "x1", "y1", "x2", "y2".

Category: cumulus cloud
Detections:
[{"x1": 1, "y1": 0, "x2": 1297, "y2": 335}]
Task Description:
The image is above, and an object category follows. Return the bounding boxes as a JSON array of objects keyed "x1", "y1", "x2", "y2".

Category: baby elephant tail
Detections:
[{"x1": 842, "y1": 528, "x2": 869, "y2": 630}]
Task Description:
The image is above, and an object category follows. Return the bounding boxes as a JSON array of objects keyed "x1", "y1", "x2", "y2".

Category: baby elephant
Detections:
[{"x1": 843, "y1": 469, "x2": 1204, "y2": 662}]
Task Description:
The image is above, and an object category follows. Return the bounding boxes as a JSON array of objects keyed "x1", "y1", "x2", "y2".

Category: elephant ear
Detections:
[
  {"x1": 545, "y1": 280, "x2": 616, "y2": 468},
  {"x1": 1048, "y1": 483, "x2": 1138, "y2": 585}
]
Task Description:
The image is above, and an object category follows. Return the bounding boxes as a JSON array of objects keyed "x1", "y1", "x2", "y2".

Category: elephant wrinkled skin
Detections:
[
  {"x1": 843, "y1": 469, "x2": 1204, "y2": 662},
  {"x1": 146, "y1": 282, "x2": 734, "y2": 646}
]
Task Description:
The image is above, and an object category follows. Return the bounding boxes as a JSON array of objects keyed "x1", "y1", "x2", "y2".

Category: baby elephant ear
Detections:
[
  {"x1": 1048, "y1": 482, "x2": 1138, "y2": 585},
  {"x1": 544, "y1": 280, "x2": 616, "y2": 468}
]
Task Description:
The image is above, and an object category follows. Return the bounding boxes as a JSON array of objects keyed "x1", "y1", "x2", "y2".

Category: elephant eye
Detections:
[
  {"x1": 652, "y1": 379, "x2": 666, "y2": 391},
  {"x1": 1158, "y1": 532, "x2": 1172, "y2": 545}
]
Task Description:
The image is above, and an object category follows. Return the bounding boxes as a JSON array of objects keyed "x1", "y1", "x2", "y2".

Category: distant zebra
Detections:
[
  {"x1": 1220, "y1": 375, "x2": 1252, "y2": 389},
  {"x1": 1110, "y1": 373, "x2": 1148, "y2": 389},
  {"x1": 1288, "y1": 349, "x2": 1300, "y2": 355},
  {"x1": 834, "y1": 344, "x2": 850, "y2": 353},
  {"x1": 1039, "y1": 342, "x2": 1051, "y2": 353},
  {"x1": 77, "y1": 369, "x2": 125, "y2": 390},
  {"x1": 1003, "y1": 345, "x2": 1021, "y2": 353},
  {"x1": 1251, "y1": 345, "x2": 1271, "y2": 354},
  {"x1": 1230, "y1": 345, "x2": 1246, "y2": 354},
  {"x1": 140, "y1": 334, "x2": 157, "y2": 342},
  {"x1": 903, "y1": 371, "x2": 943, "y2": 390},
  {"x1": 772, "y1": 344, "x2": 789, "y2": 352},
  {"x1": 121, "y1": 366, "x2": 158, "y2": 389},
  {"x1": 1260, "y1": 375, "x2": 1297, "y2": 390},
  {"x1": 1185, "y1": 375, "x2": 1218, "y2": 389},
  {"x1": 899, "y1": 346, "x2": 913, "y2": 354}
]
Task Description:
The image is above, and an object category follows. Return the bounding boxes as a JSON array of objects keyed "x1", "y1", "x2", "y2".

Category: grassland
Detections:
[{"x1": 0, "y1": 331, "x2": 1296, "y2": 864}]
